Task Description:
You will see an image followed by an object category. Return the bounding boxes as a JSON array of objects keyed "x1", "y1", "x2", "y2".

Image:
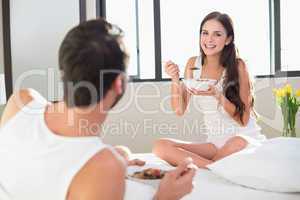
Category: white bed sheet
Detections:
[{"x1": 127, "y1": 153, "x2": 300, "y2": 200}]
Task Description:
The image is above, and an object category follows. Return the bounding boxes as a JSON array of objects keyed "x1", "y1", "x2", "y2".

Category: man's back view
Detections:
[{"x1": 0, "y1": 18, "x2": 195, "y2": 200}]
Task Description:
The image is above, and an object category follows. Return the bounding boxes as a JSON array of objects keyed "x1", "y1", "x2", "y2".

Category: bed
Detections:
[{"x1": 125, "y1": 153, "x2": 300, "y2": 200}]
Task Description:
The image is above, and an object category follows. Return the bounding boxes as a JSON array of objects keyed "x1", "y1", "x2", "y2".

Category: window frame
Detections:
[
  {"x1": 99, "y1": 0, "x2": 300, "y2": 80},
  {"x1": 273, "y1": 0, "x2": 300, "y2": 77},
  {"x1": 3, "y1": 0, "x2": 300, "y2": 100}
]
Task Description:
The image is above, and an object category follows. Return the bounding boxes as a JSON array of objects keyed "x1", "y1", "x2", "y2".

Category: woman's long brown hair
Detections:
[{"x1": 199, "y1": 11, "x2": 253, "y2": 124}]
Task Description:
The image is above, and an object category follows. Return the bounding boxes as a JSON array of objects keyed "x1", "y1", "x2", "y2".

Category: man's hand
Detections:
[
  {"x1": 154, "y1": 157, "x2": 197, "y2": 200},
  {"x1": 114, "y1": 145, "x2": 146, "y2": 166}
]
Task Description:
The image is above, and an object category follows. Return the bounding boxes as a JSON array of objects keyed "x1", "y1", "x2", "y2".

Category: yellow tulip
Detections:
[
  {"x1": 285, "y1": 84, "x2": 292, "y2": 95},
  {"x1": 296, "y1": 89, "x2": 300, "y2": 97},
  {"x1": 275, "y1": 89, "x2": 280, "y2": 97},
  {"x1": 272, "y1": 88, "x2": 277, "y2": 95},
  {"x1": 276, "y1": 89, "x2": 284, "y2": 98}
]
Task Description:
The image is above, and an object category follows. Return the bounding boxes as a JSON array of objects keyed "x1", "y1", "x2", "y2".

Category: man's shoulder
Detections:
[
  {"x1": 67, "y1": 148, "x2": 126, "y2": 199},
  {"x1": 89, "y1": 148, "x2": 127, "y2": 170},
  {"x1": 0, "y1": 88, "x2": 42, "y2": 126}
]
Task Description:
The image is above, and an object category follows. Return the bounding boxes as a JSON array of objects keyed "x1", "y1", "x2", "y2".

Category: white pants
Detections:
[{"x1": 206, "y1": 132, "x2": 266, "y2": 149}]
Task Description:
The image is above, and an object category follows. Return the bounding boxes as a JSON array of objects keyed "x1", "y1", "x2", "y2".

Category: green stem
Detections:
[
  {"x1": 282, "y1": 106, "x2": 289, "y2": 136},
  {"x1": 289, "y1": 111, "x2": 296, "y2": 137}
]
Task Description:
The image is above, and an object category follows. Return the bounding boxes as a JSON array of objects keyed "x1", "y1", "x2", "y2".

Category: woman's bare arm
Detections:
[
  {"x1": 217, "y1": 60, "x2": 252, "y2": 126},
  {"x1": 170, "y1": 57, "x2": 196, "y2": 115}
]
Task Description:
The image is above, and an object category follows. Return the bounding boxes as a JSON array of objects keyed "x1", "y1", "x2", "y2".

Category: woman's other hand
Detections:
[{"x1": 187, "y1": 85, "x2": 221, "y2": 99}]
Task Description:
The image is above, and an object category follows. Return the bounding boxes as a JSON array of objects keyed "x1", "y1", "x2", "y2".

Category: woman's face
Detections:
[{"x1": 200, "y1": 19, "x2": 232, "y2": 57}]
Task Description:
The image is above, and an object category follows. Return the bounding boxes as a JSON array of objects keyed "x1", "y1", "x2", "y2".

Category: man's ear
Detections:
[
  {"x1": 225, "y1": 36, "x2": 232, "y2": 45},
  {"x1": 112, "y1": 75, "x2": 123, "y2": 95}
]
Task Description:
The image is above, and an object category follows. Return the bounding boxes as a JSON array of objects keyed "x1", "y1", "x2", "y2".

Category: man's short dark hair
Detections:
[{"x1": 59, "y1": 18, "x2": 127, "y2": 107}]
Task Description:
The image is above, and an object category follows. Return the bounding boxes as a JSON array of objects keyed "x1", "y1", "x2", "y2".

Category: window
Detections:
[
  {"x1": 106, "y1": 0, "x2": 155, "y2": 79},
  {"x1": 160, "y1": 0, "x2": 270, "y2": 78},
  {"x1": 103, "y1": 0, "x2": 300, "y2": 80},
  {"x1": 106, "y1": 0, "x2": 138, "y2": 77},
  {"x1": 280, "y1": 0, "x2": 300, "y2": 72},
  {"x1": 137, "y1": 1, "x2": 156, "y2": 79}
]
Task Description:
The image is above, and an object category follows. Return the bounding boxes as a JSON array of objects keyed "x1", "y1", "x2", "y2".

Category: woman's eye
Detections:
[{"x1": 202, "y1": 32, "x2": 208, "y2": 35}]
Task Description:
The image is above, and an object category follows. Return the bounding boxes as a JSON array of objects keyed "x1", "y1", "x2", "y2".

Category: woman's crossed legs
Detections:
[{"x1": 152, "y1": 136, "x2": 248, "y2": 168}]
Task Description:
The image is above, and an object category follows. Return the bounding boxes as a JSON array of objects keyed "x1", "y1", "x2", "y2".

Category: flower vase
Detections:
[{"x1": 282, "y1": 106, "x2": 297, "y2": 137}]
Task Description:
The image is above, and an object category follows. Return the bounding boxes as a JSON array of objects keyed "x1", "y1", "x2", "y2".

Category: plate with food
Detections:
[
  {"x1": 182, "y1": 78, "x2": 217, "y2": 91},
  {"x1": 129, "y1": 168, "x2": 167, "y2": 180},
  {"x1": 127, "y1": 164, "x2": 174, "y2": 188}
]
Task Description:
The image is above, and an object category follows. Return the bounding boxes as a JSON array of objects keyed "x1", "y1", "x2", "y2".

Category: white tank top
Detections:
[
  {"x1": 192, "y1": 56, "x2": 264, "y2": 142},
  {"x1": 0, "y1": 95, "x2": 109, "y2": 200}
]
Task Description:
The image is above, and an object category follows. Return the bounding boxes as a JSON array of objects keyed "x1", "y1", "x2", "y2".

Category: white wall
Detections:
[
  {"x1": 8, "y1": 0, "x2": 97, "y2": 101},
  {"x1": 9, "y1": 0, "x2": 80, "y2": 101}
]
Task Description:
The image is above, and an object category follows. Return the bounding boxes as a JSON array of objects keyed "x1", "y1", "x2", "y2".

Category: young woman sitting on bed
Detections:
[{"x1": 153, "y1": 11, "x2": 266, "y2": 168}]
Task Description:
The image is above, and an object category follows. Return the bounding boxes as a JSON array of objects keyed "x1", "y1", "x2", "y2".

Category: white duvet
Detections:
[{"x1": 125, "y1": 152, "x2": 300, "y2": 200}]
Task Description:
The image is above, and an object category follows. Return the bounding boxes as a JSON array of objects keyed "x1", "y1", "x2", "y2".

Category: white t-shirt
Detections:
[{"x1": 0, "y1": 95, "x2": 109, "y2": 200}]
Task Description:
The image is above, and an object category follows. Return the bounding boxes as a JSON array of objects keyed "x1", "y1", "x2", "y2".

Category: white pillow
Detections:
[{"x1": 207, "y1": 137, "x2": 300, "y2": 192}]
